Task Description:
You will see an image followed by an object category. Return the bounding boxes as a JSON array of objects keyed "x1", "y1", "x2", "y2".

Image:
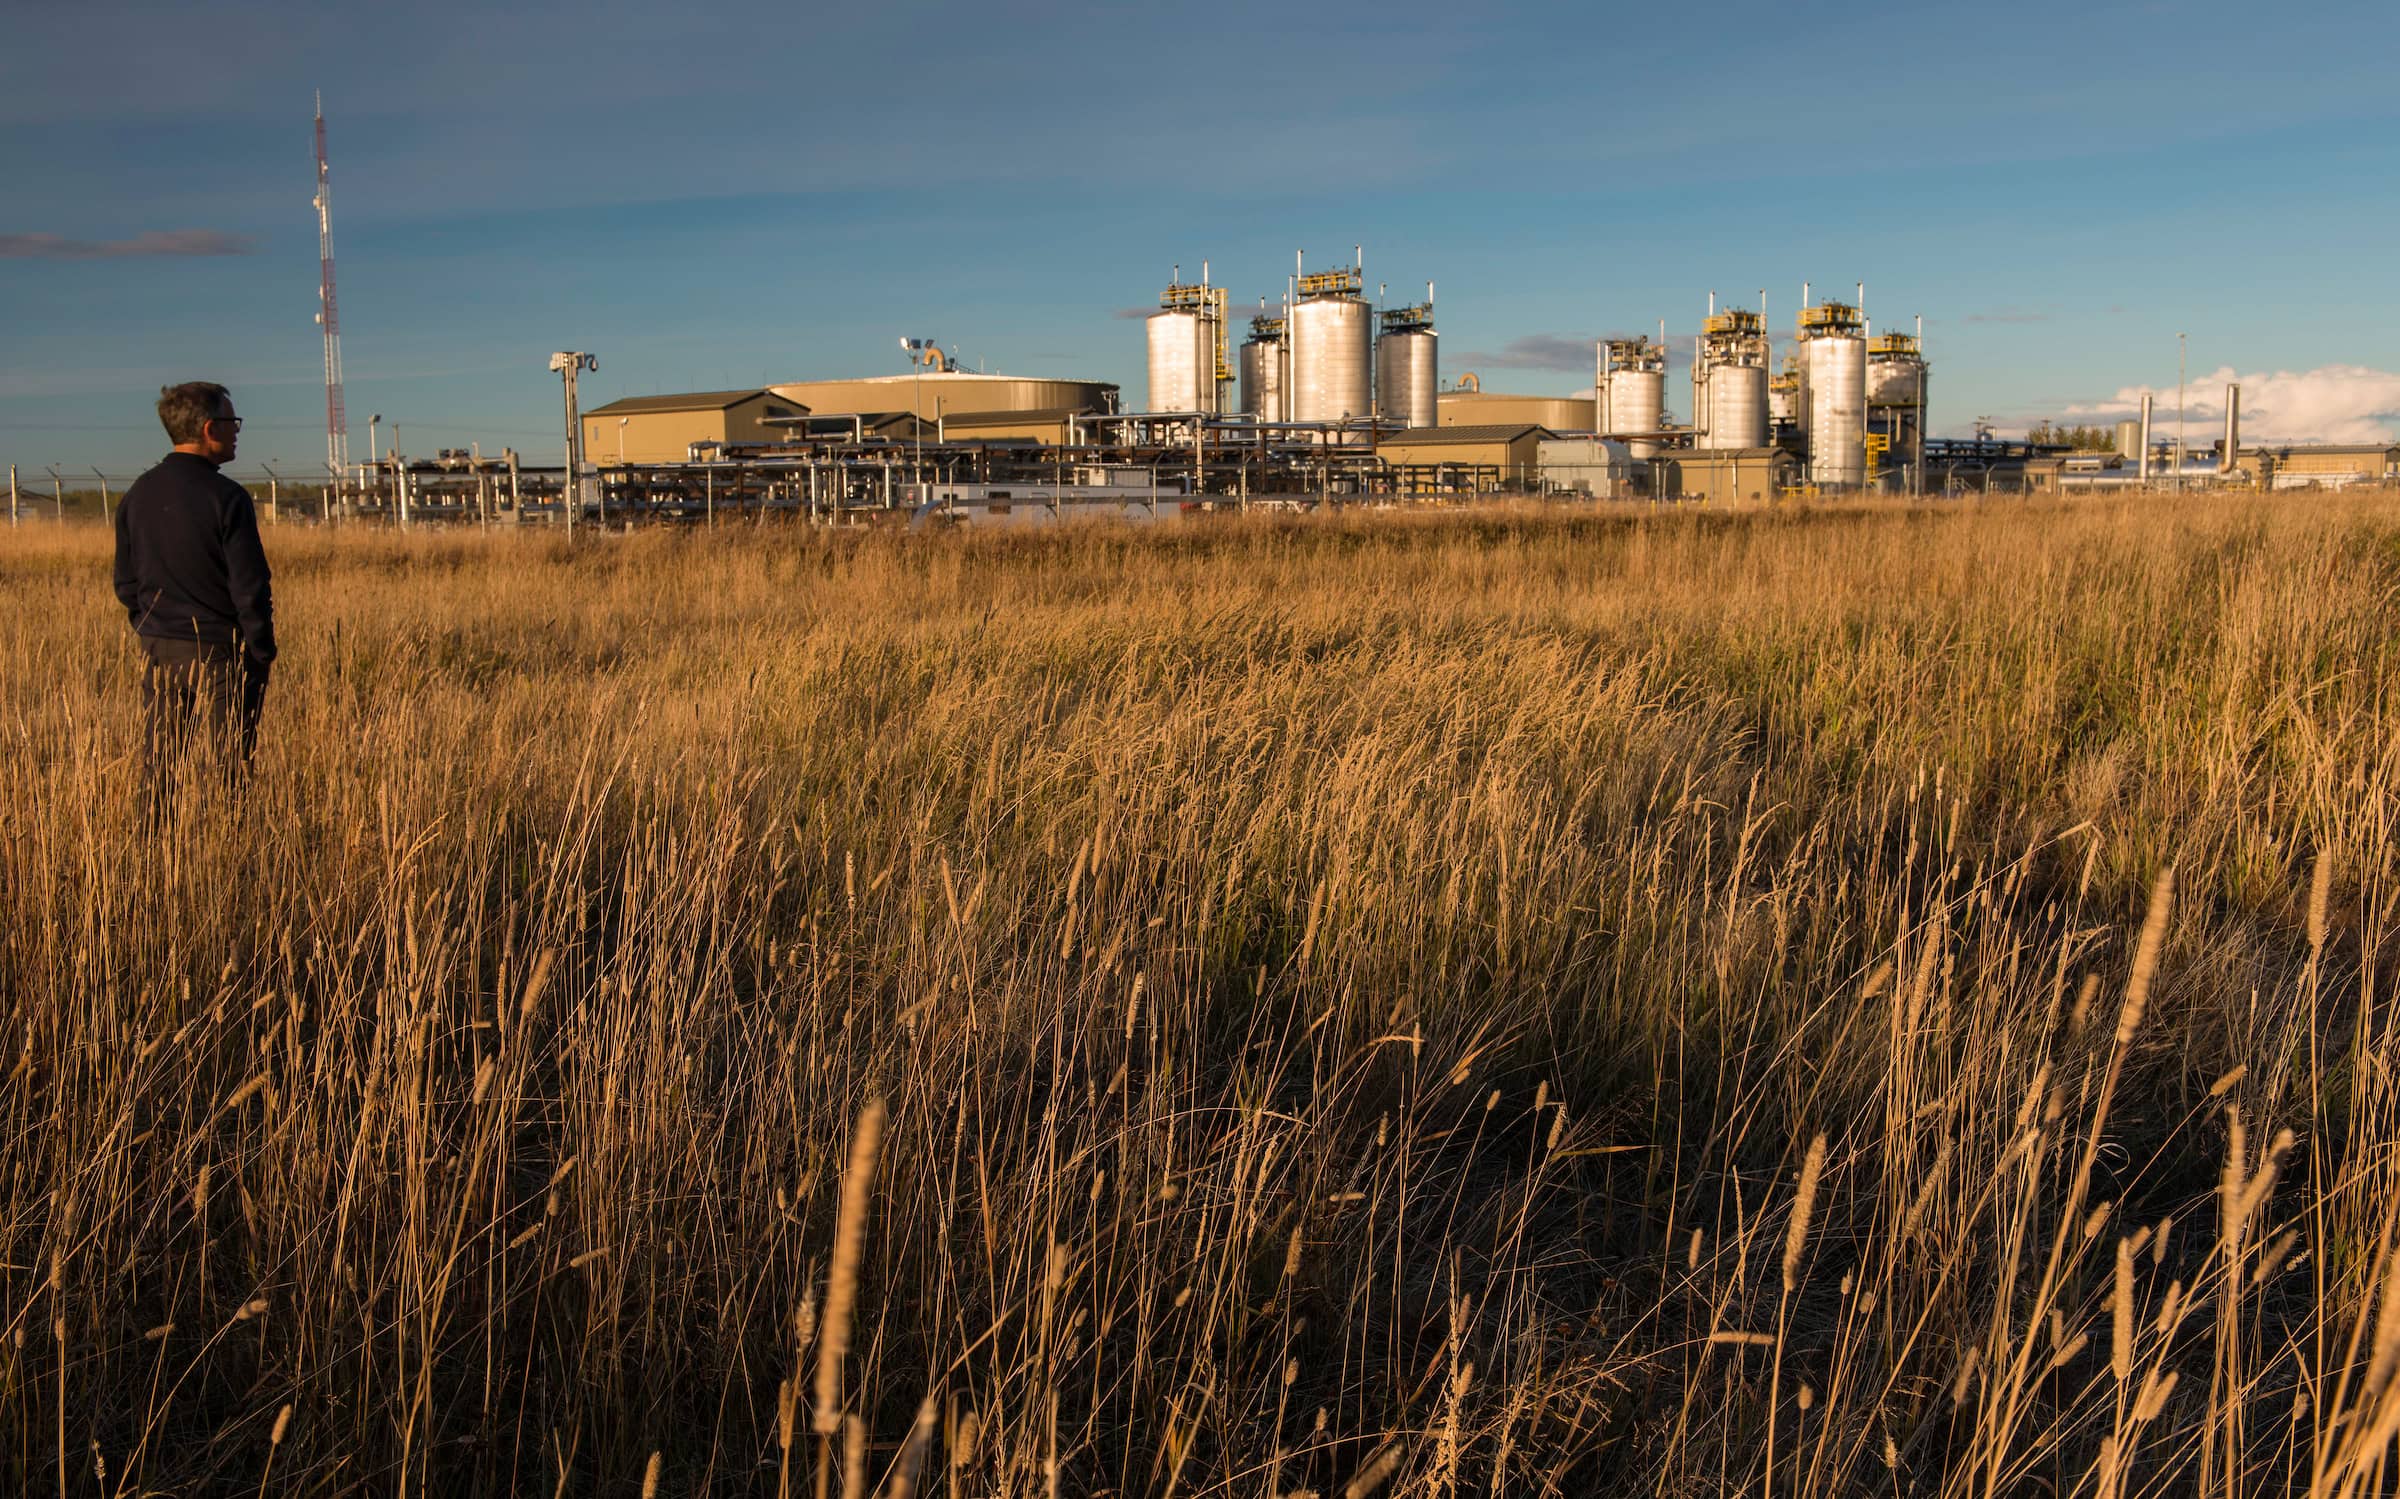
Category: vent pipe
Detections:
[
  {"x1": 2138, "y1": 392, "x2": 2154, "y2": 483},
  {"x1": 2218, "y1": 383, "x2": 2241, "y2": 474}
]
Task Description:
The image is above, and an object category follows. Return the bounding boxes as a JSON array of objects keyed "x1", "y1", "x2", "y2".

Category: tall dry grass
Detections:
[{"x1": 2, "y1": 493, "x2": 2397, "y2": 1495}]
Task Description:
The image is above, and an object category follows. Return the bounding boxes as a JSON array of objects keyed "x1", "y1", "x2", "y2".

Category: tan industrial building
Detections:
[
  {"x1": 1376, "y1": 424, "x2": 1553, "y2": 493},
  {"x1": 2021, "y1": 445, "x2": 2398, "y2": 493},
  {"x1": 584, "y1": 373, "x2": 1115, "y2": 460},
  {"x1": 2233, "y1": 444, "x2": 2399, "y2": 489},
  {"x1": 1654, "y1": 448, "x2": 1795, "y2": 504},
  {"x1": 581, "y1": 389, "x2": 802, "y2": 465},
  {"x1": 1437, "y1": 389, "x2": 1596, "y2": 431},
  {"x1": 1536, "y1": 437, "x2": 1635, "y2": 498}
]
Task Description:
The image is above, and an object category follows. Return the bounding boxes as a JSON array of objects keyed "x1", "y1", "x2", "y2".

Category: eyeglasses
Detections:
[{"x1": 208, "y1": 416, "x2": 244, "y2": 432}]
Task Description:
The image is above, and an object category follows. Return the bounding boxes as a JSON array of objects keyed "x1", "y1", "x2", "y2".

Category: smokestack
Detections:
[
  {"x1": 2138, "y1": 392, "x2": 2154, "y2": 483},
  {"x1": 2219, "y1": 383, "x2": 2241, "y2": 474}
]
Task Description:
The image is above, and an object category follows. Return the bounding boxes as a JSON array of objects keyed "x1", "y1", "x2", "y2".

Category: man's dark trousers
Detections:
[{"x1": 141, "y1": 637, "x2": 266, "y2": 807}]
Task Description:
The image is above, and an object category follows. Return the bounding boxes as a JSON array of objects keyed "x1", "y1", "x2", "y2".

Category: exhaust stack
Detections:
[
  {"x1": 2218, "y1": 383, "x2": 2241, "y2": 474},
  {"x1": 2138, "y1": 393, "x2": 2153, "y2": 482}
]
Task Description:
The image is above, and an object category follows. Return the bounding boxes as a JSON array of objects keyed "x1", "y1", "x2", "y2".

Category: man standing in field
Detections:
[{"x1": 114, "y1": 382, "x2": 276, "y2": 803}]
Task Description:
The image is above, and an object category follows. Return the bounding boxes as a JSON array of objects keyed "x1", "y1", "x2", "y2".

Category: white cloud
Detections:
[
  {"x1": 2067, "y1": 364, "x2": 2400, "y2": 445},
  {"x1": 0, "y1": 229, "x2": 254, "y2": 259}
]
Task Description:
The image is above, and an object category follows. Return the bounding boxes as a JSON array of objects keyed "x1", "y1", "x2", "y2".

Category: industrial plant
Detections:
[
  {"x1": 342, "y1": 258, "x2": 1970, "y2": 526},
  {"x1": 289, "y1": 156, "x2": 2389, "y2": 527}
]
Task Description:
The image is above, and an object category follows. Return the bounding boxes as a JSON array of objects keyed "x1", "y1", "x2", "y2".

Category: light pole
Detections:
[
  {"x1": 89, "y1": 467, "x2": 109, "y2": 525},
  {"x1": 369, "y1": 412, "x2": 382, "y2": 517},
  {"x1": 549, "y1": 351, "x2": 598, "y2": 540},
  {"x1": 261, "y1": 463, "x2": 281, "y2": 524},
  {"x1": 2176, "y1": 332, "x2": 2187, "y2": 493},
  {"x1": 45, "y1": 465, "x2": 63, "y2": 524},
  {"x1": 617, "y1": 416, "x2": 628, "y2": 467},
  {"x1": 900, "y1": 336, "x2": 940, "y2": 500}
]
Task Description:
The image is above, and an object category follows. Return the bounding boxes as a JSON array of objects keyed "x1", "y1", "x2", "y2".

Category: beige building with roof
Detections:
[
  {"x1": 1654, "y1": 448, "x2": 1796, "y2": 504},
  {"x1": 583, "y1": 374, "x2": 1119, "y2": 461},
  {"x1": 1375, "y1": 424, "x2": 1554, "y2": 493},
  {"x1": 580, "y1": 390, "x2": 802, "y2": 465},
  {"x1": 2232, "y1": 444, "x2": 2399, "y2": 489}
]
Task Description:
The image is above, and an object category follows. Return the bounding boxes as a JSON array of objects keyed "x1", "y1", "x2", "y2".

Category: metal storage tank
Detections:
[
  {"x1": 1693, "y1": 308, "x2": 1769, "y2": 451},
  {"x1": 771, "y1": 372, "x2": 1118, "y2": 421},
  {"x1": 1705, "y1": 364, "x2": 1769, "y2": 449},
  {"x1": 1438, "y1": 390, "x2": 1597, "y2": 430},
  {"x1": 1239, "y1": 314, "x2": 1287, "y2": 421},
  {"x1": 1376, "y1": 330, "x2": 1437, "y2": 428},
  {"x1": 1142, "y1": 269, "x2": 1226, "y2": 414},
  {"x1": 1375, "y1": 296, "x2": 1438, "y2": 430},
  {"x1": 1866, "y1": 354, "x2": 1923, "y2": 407},
  {"x1": 1602, "y1": 338, "x2": 1665, "y2": 459},
  {"x1": 1146, "y1": 309, "x2": 1215, "y2": 413},
  {"x1": 1290, "y1": 260, "x2": 1373, "y2": 441},
  {"x1": 1798, "y1": 301, "x2": 1867, "y2": 487},
  {"x1": 1866, "y1": 332, "x2": 1929, "y2": 487}
]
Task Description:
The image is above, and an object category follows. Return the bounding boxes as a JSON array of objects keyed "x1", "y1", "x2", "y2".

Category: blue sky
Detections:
[{"x1": 5, "y1": 0, "x2": 2398, "y2": 475}]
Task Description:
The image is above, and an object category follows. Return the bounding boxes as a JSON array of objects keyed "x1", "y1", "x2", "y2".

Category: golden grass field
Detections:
[{"x1": 3, "y1": 494, "x2": 2398, "y2": 1496}]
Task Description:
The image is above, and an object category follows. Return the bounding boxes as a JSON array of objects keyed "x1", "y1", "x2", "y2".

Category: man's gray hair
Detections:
[{"x1": 157, "y1": 382, "x2": 232, "y2": 445}]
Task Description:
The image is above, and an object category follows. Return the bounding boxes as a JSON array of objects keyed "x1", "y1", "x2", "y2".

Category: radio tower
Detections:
[{"x1": 313, "y1": 92, "x2": 349, "y2": 499}]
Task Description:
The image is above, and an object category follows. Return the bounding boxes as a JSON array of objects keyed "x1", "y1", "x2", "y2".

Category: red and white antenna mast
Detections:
[{"x1": 313, "y1": 91, "x2": 349, "y2": 497}]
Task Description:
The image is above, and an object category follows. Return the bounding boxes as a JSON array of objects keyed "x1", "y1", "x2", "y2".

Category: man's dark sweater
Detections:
[{"x1": 113, "y1": 452, "x2": 276, "y2": 671}]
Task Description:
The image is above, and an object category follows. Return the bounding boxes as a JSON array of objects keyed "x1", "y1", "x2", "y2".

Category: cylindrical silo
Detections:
[
  {"x1": 1866, "y1": 355, "x2": 1923, "y2": 408},
  {"x1": 1290, "y1": 281, "x2": 1373, "y2": 441},
  {"x1": 1705, "y1": 364, "x2": 1768, "y2": 449},
  {"x1": 1798, "y1": 300, "x2": 1867, "y2": 487},
  {"x1": 1376, "y1": 300, "x2": 1438, "y2": 430},
  {"x1": 1602, "y1": 336, "x2": 1666, "y2": 459},
  {"x1": 1240, "y1": 317, "x2": 1286, "y2": 421},
  {"x1": 1612, "y1": 372, "x2": 1663, "y2": 457},
  {"x1": 1147, "y1": 309, "x2": 1215, "y2": 413},
  {"x1": 1694, "y1": 307, "x2": 1768, "y2": 450},
  {"x1": 1865, "y1": 332, "x2": 1927, "y2": 487}
]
